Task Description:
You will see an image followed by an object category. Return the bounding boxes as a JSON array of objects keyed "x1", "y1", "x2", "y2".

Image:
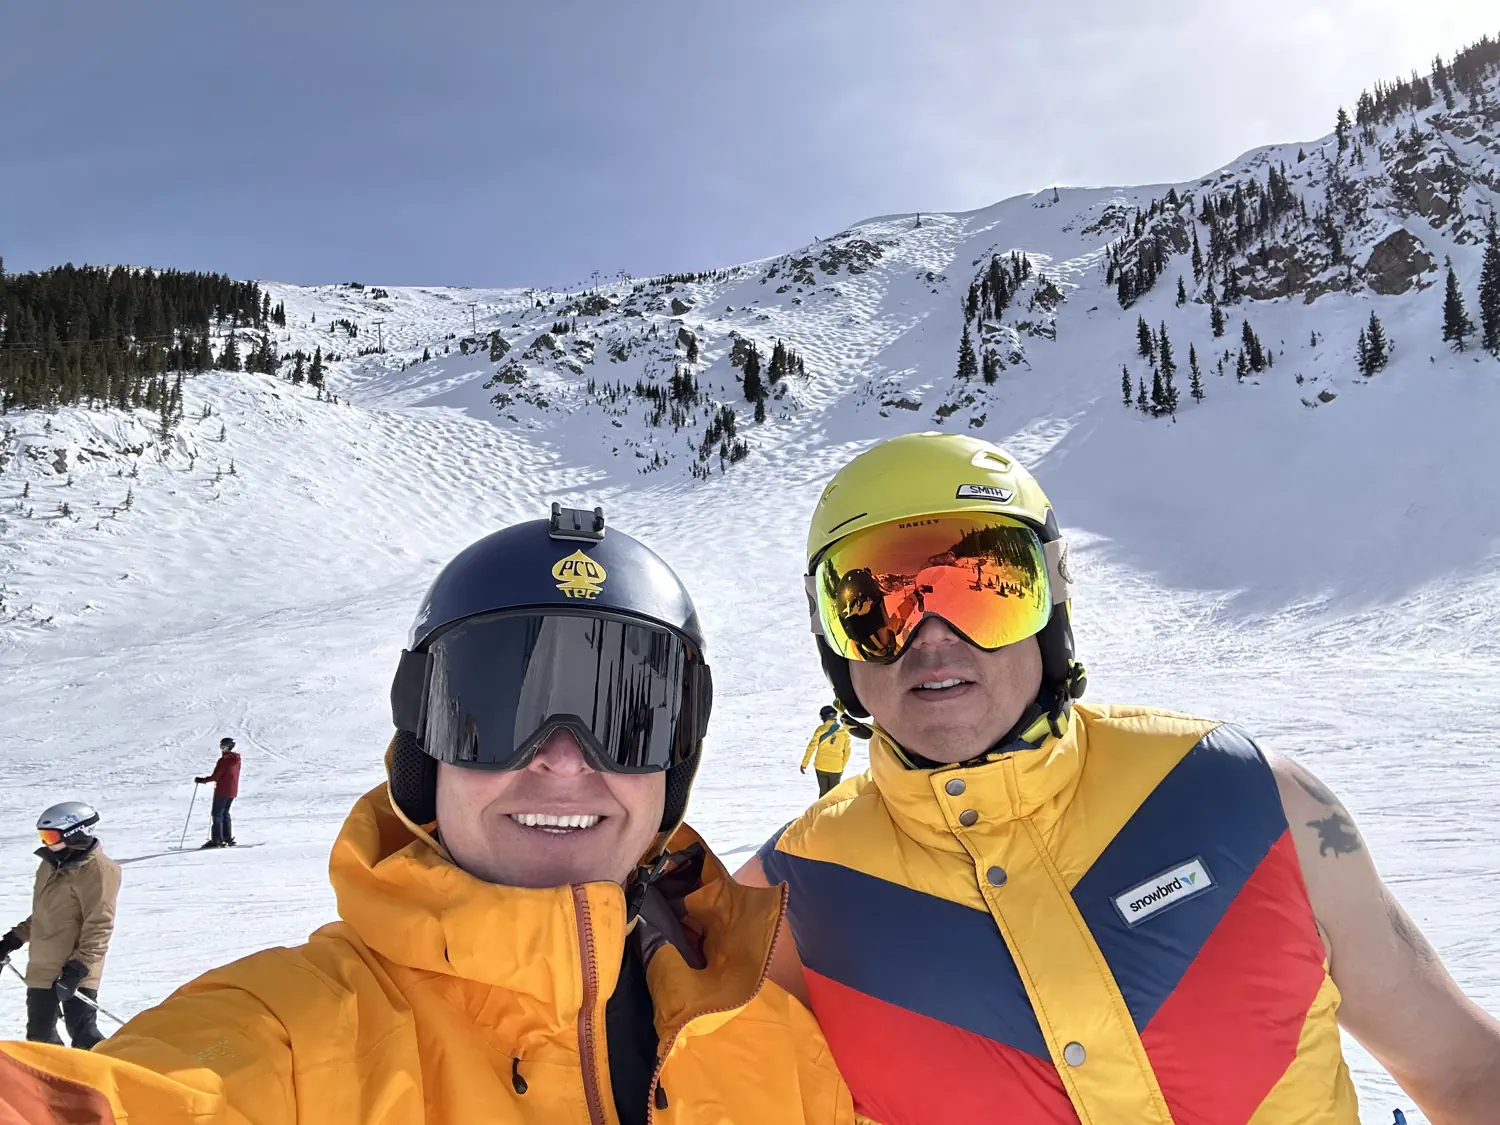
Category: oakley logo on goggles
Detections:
[
  {"x1": 392, "y1": 610, "x2": 711, "y2": 773},
  {"x1": 809, "y1": 514, "x2": 1058, "y2": 663}
]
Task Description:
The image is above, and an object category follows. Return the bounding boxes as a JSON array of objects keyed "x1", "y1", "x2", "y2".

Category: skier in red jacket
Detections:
[{"x1": 195, "y1": 738, "x2": 241, "y2": 848}]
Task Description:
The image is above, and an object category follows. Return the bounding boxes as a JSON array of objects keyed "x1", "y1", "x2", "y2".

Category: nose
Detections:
[
  {"x1": 906, "y1": 615, "x2": 965, "y2": 650},
  {"x1": 528, "y1": 728, "x2": 593, "y2": 775}
]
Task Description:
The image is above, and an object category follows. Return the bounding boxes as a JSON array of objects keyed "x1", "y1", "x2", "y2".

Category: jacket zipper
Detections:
[
  {"x1": 645, "y1": 882, "x2": 789, "y2": 1124},
  {"x1": 572, "y1": 886, "x2": 609, "y2": 1125}
]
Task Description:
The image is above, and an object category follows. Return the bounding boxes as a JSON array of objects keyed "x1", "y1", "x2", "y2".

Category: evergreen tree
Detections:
[
  {"x1": 1164, "y1": 367, "x2": 1178, "y2": 419},
  {"x1": 1191, "y1": 228, "x2": 1203, "y2": 282},
  {"x1": 1364, "y1": 311, "x2": 1389, "y2": 374},
  {"x1": 292, "y1": 353, "x2": 306, "y2": 385},
  {"x1": 1158, "y1": 323, "x2": 1176, "y2": 384},
  {"x1": 743, "y1": 343, "x2": 764, "y2": 402},
  {"x1": 1336, "y1": 107, "x2": 1351, "y2": 155},
  {"x1": 1442, "y1": 257, "x2": 1474, "y2": 351},
  {"x1": 982, "y1": 349, "x2": 999, "y2": 384},
  {"x1": 1137, "y1": 317, "x2": 1155, "y2": 362},
  {"x1": 1136, "y1": 378, "x2": 1148, "y2": 413},
  {"x1": 1211, "y1": 303, "x2": 1226, "y2": 338},
  {"x1": 309, "y1": 346, "x2": 325, "y2": 388},
  {"x1": 1176, "y1": 276, "x2": 1188, "y2": 306},
  {"x1": 1189, "y1": 344, "x2": 1204, "y2": 403},
  {"x1": 1235, "y1": 351, "x2": 1249, "y2": 382},
  {"x1": 219, "y1": 331, "x2": 241, "y2": 372},
  {"x1": 1357, "y1": 328, "x2": 1370, "y2": 376},
  {"x1": 1481, "y1": 215, "x2": 1500, "y2": 355},
  {"x1": 1122, "y1": 364, "x2": 1132, "y2": 407},
  {"x1": 1150, "y1": 366, "x2": 1166, "y2": 415},
  {"x1": 957, "y1": 327, "x2": 979, "y2": 381},
  {"x1": 1222, "y1": 264, "x2": 1242, "y2": 303},
  {"x1": 1241, "y1": 320, "x2": 1266, "y2": 372}
]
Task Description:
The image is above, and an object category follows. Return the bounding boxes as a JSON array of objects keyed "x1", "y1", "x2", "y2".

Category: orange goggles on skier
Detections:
[
  {"x1": 811, "y1": 514, "x2": 1053, "y2": 664},
  {"x1": 37, "y1": 828, "x2": 65, "y2": 846}
]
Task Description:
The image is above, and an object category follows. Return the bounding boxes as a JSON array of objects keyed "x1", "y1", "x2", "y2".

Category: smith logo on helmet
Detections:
[
  {"x1": 553, "y1": 551, "x2": 608, "y2": 599},
  {"x1": 956, "y1": 484, "x2": 1015, "y2": 502}
]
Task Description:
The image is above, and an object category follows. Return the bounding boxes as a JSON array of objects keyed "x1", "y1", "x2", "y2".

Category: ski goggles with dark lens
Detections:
[
  {"x1": 391, "y1": 610, "x2": 711, "y2": 773},
  {"x1": 809, "y1": 513, "x2": 1056, "y2": 664},
  {"x1": 37, "y1": 828, "x2": 65, "y2": 846}
]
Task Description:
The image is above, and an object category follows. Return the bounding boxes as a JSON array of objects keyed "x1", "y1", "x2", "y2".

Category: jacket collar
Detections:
[
  {"x1": 36, "y1": 839, "x2": 99, "y2": 870},
  {"x1": 332, "y1": 782, "x2": 784, "y2": 1037},
  {"x1": 868, "y1": 713, "x2": 1089, "y2": 851}
]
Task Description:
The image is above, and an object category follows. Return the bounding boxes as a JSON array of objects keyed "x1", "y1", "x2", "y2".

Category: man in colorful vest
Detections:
[
  {"x1": 1, "y1": 505, "x2": 852, "y2": 1125},
  {"x1": 739, "y1": 433, "x2": 1500, "y2": 1124},
  {"x1": 802, "y1": 705, "x2": 853, "y2": 795}
]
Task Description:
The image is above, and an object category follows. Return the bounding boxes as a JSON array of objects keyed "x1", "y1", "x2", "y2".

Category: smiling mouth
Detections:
[
  {"x1": 509, "y1": 813, "x2": 603, "y2": 834},
  {"x1": 914, "y1": 678, "x2": 972, "y2": 692}
]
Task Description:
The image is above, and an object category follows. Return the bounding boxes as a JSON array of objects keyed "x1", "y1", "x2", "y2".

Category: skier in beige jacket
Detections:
[{"x1": 0, "y1": 802, "x2": 121, "y2": 1049}]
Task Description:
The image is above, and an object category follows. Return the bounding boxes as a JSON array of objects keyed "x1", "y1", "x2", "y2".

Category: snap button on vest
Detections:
[
  {"x1": 1063, "y1": 1042, "x2": 1086, "y2": 1067},
  {"x1": 945, "y1": 778, "x2": 966, "y2": 796},
  {"x1": 986, "y1": 866, "x2": 1007, "y2": 887},
  {"x1": 958, "y1": 809, "x2": 979, "y2": 827}
]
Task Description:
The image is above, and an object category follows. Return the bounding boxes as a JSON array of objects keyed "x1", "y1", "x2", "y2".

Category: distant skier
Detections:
[
  {"x1": 0, "y1": 802, "x2": 120, "y2": 1049},
  {"x1": 195, "y1": 737, "x2": 241, "y2": 848},
  {"x1": 801, "y1": 706, "x2": 852, "y2": 796}
]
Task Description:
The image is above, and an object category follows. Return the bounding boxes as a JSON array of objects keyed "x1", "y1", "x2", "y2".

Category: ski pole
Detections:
[
  {"x1": 2, "y1": 958, "x2": 126, "y2": 1026},
  {"x1": 178, "y1": 783, "x2": 200, "y2": 850}
]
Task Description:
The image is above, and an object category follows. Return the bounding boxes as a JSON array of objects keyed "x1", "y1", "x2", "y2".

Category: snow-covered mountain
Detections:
[{"x1": 2, "y1": 42, "x2": 1499, "y2": 1123}]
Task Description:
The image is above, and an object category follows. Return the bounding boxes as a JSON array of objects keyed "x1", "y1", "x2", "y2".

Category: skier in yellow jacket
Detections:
[
  {"x1": 740, "y1": 433, "x2": 1500, "y2": 1125},
  {"x1": 801, "y1": 706, "x2": 853, "y2": 795},
  {"x1": 0, "y1": 506, "x2": 852, "y2": 1125}
]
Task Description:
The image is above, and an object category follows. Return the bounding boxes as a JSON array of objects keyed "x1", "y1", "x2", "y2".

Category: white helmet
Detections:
[{"x1": 37, "y1": 801, "x2": 100, "y2": 844}]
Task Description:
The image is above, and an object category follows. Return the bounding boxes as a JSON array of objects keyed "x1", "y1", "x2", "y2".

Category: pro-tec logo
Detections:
[
  {"x1": 956, "y1": 484, "x2": 1014, "y2": 502},
  {"x1": 1112, "y1": 858, "x2": 1214, "y2": 926},
  {"x1": 553, "y1": 550, "x2": 608, "y2": 600}
]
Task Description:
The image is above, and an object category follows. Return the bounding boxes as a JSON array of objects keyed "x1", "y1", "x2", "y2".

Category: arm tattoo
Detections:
[
  {"x1": 1291, "y1": 766, "x2": 1341, "y2": 808},
  {"x1": 1387, "y1": 896, "x2": 1439, "y2": 963},
  {"x1": 1307, "y1": 811, "x2": 1362, "y2": 857}
]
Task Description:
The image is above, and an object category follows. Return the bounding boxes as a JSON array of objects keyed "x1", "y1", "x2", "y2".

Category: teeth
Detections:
[
  {"x1": 918, "y1": 679, "x2": 966, "y2": 690},
  {"x1": 511, "y1": 813, "x2": 601, "y2": 829}
]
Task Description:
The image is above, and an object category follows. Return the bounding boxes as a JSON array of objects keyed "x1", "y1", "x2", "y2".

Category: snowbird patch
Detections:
[
  {"x1": 956, "y1": 484, "x2": 1014, "y2": 502},
  {"x1": 1112, "y1": 858, "x2": 1214, "y2": 925}
]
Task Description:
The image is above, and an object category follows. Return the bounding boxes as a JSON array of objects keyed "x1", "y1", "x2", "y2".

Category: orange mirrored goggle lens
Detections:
[
  {"x1": 814, "y1": 514, "x2": 1052, "y2": 664},
  {"x1": 37, "y1": 828, "x2": 64, "y2": 846}
]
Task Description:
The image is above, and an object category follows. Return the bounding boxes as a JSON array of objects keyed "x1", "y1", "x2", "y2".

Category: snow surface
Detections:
[{"x1": 5, "y1": 83, "x2": 1500, "y2": 1123}]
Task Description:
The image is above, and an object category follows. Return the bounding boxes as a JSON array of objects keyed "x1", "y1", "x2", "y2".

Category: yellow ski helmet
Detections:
[{"x1": 806, "y1": 433, "x2": 1084, "y2": 730}]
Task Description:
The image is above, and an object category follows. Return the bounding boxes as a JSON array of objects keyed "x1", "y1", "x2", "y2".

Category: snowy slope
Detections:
[{"x1": 4, "y1": 52, "x2": 1500, "y2": 1123}]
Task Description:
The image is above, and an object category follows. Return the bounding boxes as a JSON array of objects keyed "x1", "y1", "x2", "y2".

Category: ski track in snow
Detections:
[{"x1": 7, "y1": 143, "x2": 1500, "y2": 1120}]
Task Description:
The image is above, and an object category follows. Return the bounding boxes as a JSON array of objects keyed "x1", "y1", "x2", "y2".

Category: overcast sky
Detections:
[{"x1": 2, "y1": 2, "x2": 1494, "y2": 288}]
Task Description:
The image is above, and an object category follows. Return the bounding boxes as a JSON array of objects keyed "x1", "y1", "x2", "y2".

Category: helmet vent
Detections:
[{"x1": 971, "y1": 449, "x2": 1013, "y2": 471}]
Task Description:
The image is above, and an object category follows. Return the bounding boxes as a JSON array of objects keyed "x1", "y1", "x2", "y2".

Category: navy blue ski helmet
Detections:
[{"x1": 389, "y1": 504, "x2": 712, "y2": 834}]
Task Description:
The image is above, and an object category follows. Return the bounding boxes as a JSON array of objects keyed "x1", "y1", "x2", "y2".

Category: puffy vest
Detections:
[{"x1": 759, "y1": 703, "x2": 1360, "y2": 1124}]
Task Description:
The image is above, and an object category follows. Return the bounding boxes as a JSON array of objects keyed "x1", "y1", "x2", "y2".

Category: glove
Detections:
[
  {"x1": 53, "y1": 959, "x2": 89, "y2": 1001},
  {"x1": 194, "y1": 777, "x2": 207, "y2": 784},
  {"x1": 799, "y1": 766, "x2": 807, "y2": 774},
  {"x1": 0, "y1": 930, "x2": 22, "y2": 960}
]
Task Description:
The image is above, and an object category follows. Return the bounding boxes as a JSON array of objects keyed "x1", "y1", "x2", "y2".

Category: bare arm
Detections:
[
  {"x1": 735, "y1": 855, "x2": 811, "y2": 1005},
  {"x1": 1273, "y1": 754, "x2": 1500, "y2": 1123}
]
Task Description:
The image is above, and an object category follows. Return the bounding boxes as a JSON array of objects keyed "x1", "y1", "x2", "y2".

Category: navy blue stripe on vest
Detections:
[
  {"x1": 1070, "y1": 725, "x2": 1289, "y2": 1032},
  {"x1": 759, "y1": 843, "x2": 1050, "y2": 1060}
]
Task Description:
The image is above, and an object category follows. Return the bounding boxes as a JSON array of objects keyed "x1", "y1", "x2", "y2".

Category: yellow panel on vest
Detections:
[{"x1": 935, "y1": 758, "x2": 1176, "y2": 1125}]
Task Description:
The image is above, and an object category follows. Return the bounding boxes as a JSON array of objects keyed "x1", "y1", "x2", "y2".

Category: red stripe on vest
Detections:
[
  {"x1": 804, "y1": 967, "x2": 1076, "y2": 1125},
  {"x1": 1140, "y1": 831, "x2": 1328, "y2": 1124}
]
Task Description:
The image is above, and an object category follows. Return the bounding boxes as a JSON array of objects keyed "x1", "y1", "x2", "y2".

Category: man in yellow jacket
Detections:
[
  {"x1": 739, "y1": 434, "x2": 1500, "y2": 1125},
  {"x1": 800, "y1": 706, "x2": 852, "y2": 796},
  {"x1": 1, "y1": 504, "x2": 852, "y2": 1125}
]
